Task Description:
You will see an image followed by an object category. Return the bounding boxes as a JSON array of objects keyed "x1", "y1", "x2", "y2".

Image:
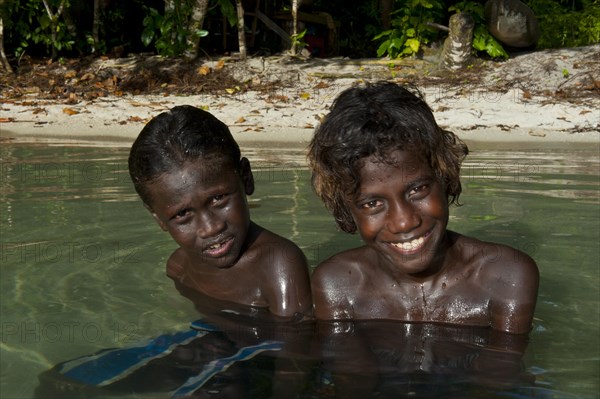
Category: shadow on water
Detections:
[{"x1": 35, "y1": 290, "x2": 546, "y2": 399}]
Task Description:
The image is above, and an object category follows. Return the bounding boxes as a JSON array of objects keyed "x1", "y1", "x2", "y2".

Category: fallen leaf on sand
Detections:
[
  {"x1": 225, "y1": 86, "x2": 240, "y2": 94},
  {"x1": 197, "y1": 66, "x2": 211, "y2": 76},
  {"x1": 0, "y1": 117, "x2": 15, "y2": 123},
  {"x1": 313, "y1": 82, "x2": 330, "y2": 89},
  {"x1": 266, "y1": 95, "x2": 289, "y2": 103},
  {"x1": 80, "y1": 72, "x2": 95, "y2": 81},
  {"x1": 32, "y1": 108, "x2": 47, "y2": 115},
  {"x1": 235, "y1": 117, "x2": 246, "y2": 124},
  {"x1": 62, "y1": 107, "x2": 79, "y2": 115}
]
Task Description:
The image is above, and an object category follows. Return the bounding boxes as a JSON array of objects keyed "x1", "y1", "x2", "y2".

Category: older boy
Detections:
[
  {"x1": 129, "y1": 105, "x2": 311, "y2": 321},
  {"x1": 307, "y1": 82, "x2": 538, "y2": 334}
]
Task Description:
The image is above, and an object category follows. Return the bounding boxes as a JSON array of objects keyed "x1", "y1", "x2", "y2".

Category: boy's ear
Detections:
[
  {"x1": 144, "y1": 203, "x2": 168, "y2": 232},
  {"x1": 240, "y1": 157, "x2": 255, "y2": 195}
]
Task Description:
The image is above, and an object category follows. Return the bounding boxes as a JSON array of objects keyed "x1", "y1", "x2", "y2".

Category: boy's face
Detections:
[
  {"x1": 348, "y1": 150, "x2": 449, "y2": 276},
  {"x1": 144, "y1": 156, "x2": 254, "y2": 269}
]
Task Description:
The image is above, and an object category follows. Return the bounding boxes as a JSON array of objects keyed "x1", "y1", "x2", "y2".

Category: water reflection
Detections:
[
  {"x1": 313, "y1": 320, "x2": 533, "y2": 398},
  {"x1": 35, "y1": 292, "x2": 536, "y2": 399},
  {"x1": 34, "y1": 290, "x2": 316, "y2": 399}
]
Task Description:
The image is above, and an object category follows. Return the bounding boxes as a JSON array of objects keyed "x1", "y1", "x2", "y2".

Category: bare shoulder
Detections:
[
  {"x1": 312, "y1": 247, "x2": 369, "y2": 285},
  {"x1": 166, "y1": 248, "x2": 188, "y2": 281},
  {"x1": 250, "y1": 226, "x2": 312, "y2": 318},
  {"x1": 253, "y1": 228, "x2": 308, "y2": 273},
  {"x1": 455, "y1": 233, "x2": 539, "y2": 333},
  {"x1": 311, "y1": 247, "x2": 373, "y2": 320},
  {"x1": 456, "y1": 234, "x2": 539, "y2": 284}
]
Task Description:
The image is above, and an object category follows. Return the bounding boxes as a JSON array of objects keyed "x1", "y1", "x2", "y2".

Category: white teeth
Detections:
[
  {"x1": 391, "y1": 236, "x2": 425, "y2": 251},
  {"x1": 209, "y1": 242, "x2": 222, "y2": 250}
]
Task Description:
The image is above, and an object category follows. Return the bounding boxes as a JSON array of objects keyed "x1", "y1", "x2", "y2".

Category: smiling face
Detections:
[
  {"x1": 349, "y1": 150, "x2": 450, "y2": 277},
  {"x1": 144, "y1": 156, "x2": 254, "y2": 270}
]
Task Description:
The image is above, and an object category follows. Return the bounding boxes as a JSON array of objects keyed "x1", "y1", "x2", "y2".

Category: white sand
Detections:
[{"x1": 1, "y1": 45, "x2": 598, "y2": 148}]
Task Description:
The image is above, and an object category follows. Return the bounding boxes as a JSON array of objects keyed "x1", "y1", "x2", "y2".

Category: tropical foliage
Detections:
[
  {"x1": 449, "y1": 0, "x2": 509, "y2": 59},
  {"x1": 0, "y1": 0, "x2": 598, "y2": 68},
  {"x1": 528, "y1": 0, "x2": 600, "y2": 48}
]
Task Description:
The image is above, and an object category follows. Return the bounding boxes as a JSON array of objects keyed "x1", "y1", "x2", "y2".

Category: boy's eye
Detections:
[
  {"x1": 360, "y1": 199, "x2": 382, "y2": 209},
  {"x1": 211, "y1": 194, "x2": 226, "y2": 204},
  {"x1": 172, "y1": 208, "x2": 191, "y2": 220},
  {"x1": 409, "y1": 184, "x2": 429, "y2": 197}
]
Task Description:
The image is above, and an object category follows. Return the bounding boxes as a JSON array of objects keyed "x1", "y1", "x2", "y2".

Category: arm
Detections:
[
  {"x1": 264, "y1": 240, "x2": 312, "y2": 320},
  {"x1": 484, "y1": 245, "x2": 539, "y2": 334}
]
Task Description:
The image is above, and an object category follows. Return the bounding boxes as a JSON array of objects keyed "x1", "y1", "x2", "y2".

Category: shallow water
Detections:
[{"x1": 0, "y1": 141, "x2": 598, "y2": 398}]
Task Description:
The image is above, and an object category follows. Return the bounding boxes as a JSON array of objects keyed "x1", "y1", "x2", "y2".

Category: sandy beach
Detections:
[{"x1": 1, "y1": 45, "x2": 598, "y2": 148}]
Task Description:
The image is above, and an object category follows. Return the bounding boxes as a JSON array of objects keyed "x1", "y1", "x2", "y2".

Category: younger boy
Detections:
[
  {"x1": 129, "y1": 105, "x2": 311, "y2": 321},
  {"x1": 307, "y1": 82, "x2": 539, "y2": 334}
]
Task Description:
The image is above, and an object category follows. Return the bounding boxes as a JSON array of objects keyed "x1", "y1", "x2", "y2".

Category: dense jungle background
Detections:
[{"x1": 0, "y1": 0, "x2": 598, "y2": 98}]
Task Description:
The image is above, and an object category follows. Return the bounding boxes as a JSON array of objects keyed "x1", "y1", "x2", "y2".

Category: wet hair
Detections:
[
  {"x1": 128, "y1": 105, "x2": 241, "y2": 205},
  {"x1": 307, "y1": 81, "x2": 468, "y2": 233}
]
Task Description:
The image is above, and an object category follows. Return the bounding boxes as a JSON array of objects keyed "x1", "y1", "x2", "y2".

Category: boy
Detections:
[
  {"x1": 129, "y1": 105, "x2": 312, "y2": 321},
  {"x1": 307, "y1": 82, "x2": 539, "y2": 334}
]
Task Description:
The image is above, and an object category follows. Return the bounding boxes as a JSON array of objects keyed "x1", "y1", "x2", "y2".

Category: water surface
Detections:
[{"x1": 1, "y1": 141, "x2": 598, "y2": 398}]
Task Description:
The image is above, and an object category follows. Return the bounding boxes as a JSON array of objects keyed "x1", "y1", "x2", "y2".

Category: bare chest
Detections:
[
  {"x1": 180, "y1": 267, "x2": 268, "y2": 309},
  {"x1": 353, "y1": 279, "x2": 491, "y2": 326}
]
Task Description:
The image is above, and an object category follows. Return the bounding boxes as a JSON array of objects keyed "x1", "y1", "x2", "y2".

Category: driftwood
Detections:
[{"x1": 440, "y1": 12, "x2": 474, "y2": 70}]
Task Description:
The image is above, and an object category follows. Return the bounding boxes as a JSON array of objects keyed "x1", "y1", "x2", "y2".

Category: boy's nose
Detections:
[
  {"x1": 196, "y1": 212, "x2": 226, "y2": 238},
  {"x1": 386, "y1": 200, "x2": 421, "y2": 234}
]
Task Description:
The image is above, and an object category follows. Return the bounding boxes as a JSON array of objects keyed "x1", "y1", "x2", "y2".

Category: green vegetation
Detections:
[
  {"x1": 528, "y1": 0, "x2": 600, "y2": 48},
  {"x1": 0, "y1": 0, "x2": 598, "y2": 66},
  {"x1": 373, "y1": 0, "x2": 444, "y2": 58},
  {"x1": 449, "y1": 1, "x2": 509, "y2": 59},
  {"x1": 2, "y1": 0, "x2": 76, "y2": 59},
  {"x1": 141, "y1": 2, "x2": 209, "y2": 57}
]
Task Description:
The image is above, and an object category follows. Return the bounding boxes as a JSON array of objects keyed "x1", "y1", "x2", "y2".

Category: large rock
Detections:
[{"x1": 485, "y1": 0, "x2": 540, "y2": 48}]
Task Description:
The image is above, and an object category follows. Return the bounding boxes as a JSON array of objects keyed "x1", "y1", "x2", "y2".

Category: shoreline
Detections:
[
  {"x1": 1, "y1": 45, "x2": 598, "y2": 149},
  {"x1": 2, "y1": 125, "x2": 599, "y2": 150}
]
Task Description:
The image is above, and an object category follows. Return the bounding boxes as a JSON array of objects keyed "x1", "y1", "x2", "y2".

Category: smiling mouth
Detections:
[
  {"x1": 203, "y1": 237, "x2": 234, "y2": 257},
  {"x1": 389, "y1": 232, "x2": 430, "y2": 254}
]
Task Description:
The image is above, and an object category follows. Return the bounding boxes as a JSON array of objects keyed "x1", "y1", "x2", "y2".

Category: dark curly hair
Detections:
[
  {"x1": 307, "y1": 81, "x2": 468, "y2": 233},
  {"x1": 128, "y1": 105, "x2": 241, "y2": 205}
]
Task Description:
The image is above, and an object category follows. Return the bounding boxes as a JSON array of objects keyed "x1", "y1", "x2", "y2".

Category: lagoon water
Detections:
[{"x1": 1, "y1": 141, "x2": 598, "y2": 398}]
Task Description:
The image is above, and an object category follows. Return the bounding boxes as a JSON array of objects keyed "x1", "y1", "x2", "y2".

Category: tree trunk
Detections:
[
  {"x1": 236, "y1": 0, "x2": 247, "y2": 59},
  {"x1": 380, "y1": 0, "x2": 393, "y2": 30},
  {"x1": 92, "y1": 0, "x2": 101, "y2": 52},
  {"x1": 291, "y1": 0, "x2": 298, "y2": 55},
  {"x1": 41, "y1": 0, "x2": 67, "y2": 60},
  {"x1": 184, "y1": 0, "x2": 209, "y2": 61},
  {"x1": 0, "y1": 16, "x2": 13, "y2": 73},
  {"x1": 441, "y1": 12, "x2": 474, "y2": 70}
]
